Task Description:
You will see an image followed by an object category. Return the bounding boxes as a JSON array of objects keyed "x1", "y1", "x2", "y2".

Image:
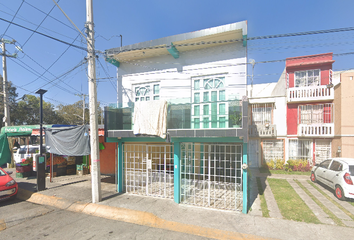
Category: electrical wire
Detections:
[
  {"x1": 0, "y1": 17, "x2": 88, "y2": 52},
  {"x1": 1, "y1": 0, "x2": 24, "y2": 38}
]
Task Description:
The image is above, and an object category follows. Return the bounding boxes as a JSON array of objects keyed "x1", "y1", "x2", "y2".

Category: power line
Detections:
[
  {"x1": 22, "y1": 0, "x2": 61, "y2": 48},
  {"x1": 0, "y1": 17, "x2": 88, "y2": 52},
  {"x1": 1, "y1": 0, "x2": 24, "y2": 38}
]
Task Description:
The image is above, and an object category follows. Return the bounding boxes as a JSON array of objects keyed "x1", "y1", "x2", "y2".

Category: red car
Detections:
[{"x1": 0, "y1": 167, "x2": 18, "y2": 201}]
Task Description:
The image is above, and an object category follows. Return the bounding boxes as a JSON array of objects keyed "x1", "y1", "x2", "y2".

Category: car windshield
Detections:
[
  {"x1": 18, "y1": 147, "x2": 27, "y2": 154},
  {"x1": 0, "y1": 168, "x2": 6, "y2": 176},
  {"x1": 349, "y1": 166, "x2": 354, "y2": 176}
]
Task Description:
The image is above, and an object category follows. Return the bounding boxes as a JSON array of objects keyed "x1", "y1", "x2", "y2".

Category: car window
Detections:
[
  {"x1": 349, "y1": 166, "x2": 354, "y2": 176},
  {"x1": 329, "y1": 161, "x2": 342, "y2": 171},
  {"x1": 319, "y1": 160, "x2": 332, "y2": 169},
  {"x1": 0, "y1": 168, "x2": 5, "y2": 176},
  {"x1": 18, "y1": 147, "x2": 27, "y2": 154},
  {"x1": 29, "y1": 147, "x2": 39, "y2": 153}
]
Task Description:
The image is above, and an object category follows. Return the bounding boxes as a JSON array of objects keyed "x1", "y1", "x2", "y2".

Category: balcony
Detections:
[
  {"x1": 287, "y1": 86, "x2": 334, "y2": 103},
  {"x1": 297, "y1": 123, "x2": 334, "y2": 138},
  {"x1": 105, "y1": 100, "x2": 247, "y2": 139},
  {"x1": 249, "y1": 124, "x2": 276, "y2": 138}
]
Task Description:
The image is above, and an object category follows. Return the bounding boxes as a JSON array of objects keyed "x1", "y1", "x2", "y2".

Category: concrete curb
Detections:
[{"x1": 16, "y1": 188, "x2": 276, "y2": 240}]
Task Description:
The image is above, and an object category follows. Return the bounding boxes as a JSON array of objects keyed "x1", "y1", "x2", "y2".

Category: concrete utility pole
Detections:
[
  {"x1": 75, "y1": 93, "x2": 87, "y2": 124},
  {"x1": 86, "y1": 0, "x2": 101, "y2": 203},
  {"x1": 1, "y1": 40, "x2": 13, "y2": 127}
]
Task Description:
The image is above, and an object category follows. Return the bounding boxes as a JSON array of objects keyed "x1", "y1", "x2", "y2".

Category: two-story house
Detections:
[
  {"x1": 104, "y1": 21, "x2": 249, "y2": 213},
  {"x1": 286, "y1": 53, "x2": 335, "y2": 164},
  {"x1": 248, "y1": 71, "x2": 287, "y2": 168}
]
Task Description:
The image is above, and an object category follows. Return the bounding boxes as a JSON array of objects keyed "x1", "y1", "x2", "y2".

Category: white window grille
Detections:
[
  {"x1": 289, "y1": 139, "x2": 312, "y2": 162},
  {"x1": 251, "y1": 103, "x2": 273, "y2": 125},
  {"x1": 134, "y1": 82, "x2": 160, "y2": 102},
  {"x1": 298, "y1": 103, "x2": 333, "y2": 124},
  {"x1": 294, "y1": 69, "x2": 320, "y2": 87},
  {"x1": 262, "y1": 140, "x2": 284, "y2": 163}
]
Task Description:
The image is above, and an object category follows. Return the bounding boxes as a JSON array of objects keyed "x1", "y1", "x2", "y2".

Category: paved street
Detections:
[{"x1": 0, "y1": 199, "x2": 210, "y2": 240}]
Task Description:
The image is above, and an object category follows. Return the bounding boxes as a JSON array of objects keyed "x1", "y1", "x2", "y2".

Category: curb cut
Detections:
[{"x1": 16, "y1": 188, "x2": 275, "y2": 240}]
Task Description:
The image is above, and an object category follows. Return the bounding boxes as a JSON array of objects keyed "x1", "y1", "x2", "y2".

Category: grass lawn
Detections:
[
  {"x1": 256, "y1": 177, "x2": 270, "y2": 217},
  {"x1": 259, "y1": 168, "x2": 311, "y2": 176},
  {"x1": 267, "y1": 178, "x2": 321, "y2": 223},
  {"x1": 296, "y1": 180, "x2": 344, "y2": 226}
]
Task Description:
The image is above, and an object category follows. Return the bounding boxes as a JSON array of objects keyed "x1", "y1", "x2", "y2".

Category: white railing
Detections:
[
  {"x1": 249, "y1": 124, "x2": 276, "y2": 137},
  {"x1": 287, "y1": 86, "x2": 334, "y2": 102},
  {"x1": 297, "y1": 123, "x2": 334, "y2": 137}
]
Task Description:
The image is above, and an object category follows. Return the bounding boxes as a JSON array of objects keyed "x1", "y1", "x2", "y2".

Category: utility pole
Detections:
[
  {"x1": 86, "y1": 0, "x2": 101, "y2": 203},
  {"x1": 75, "y1": 93, "x2": 87, "y2": 124},
  {"x1": 1, "y1": 39, "x2": 16, "y2": 127}
]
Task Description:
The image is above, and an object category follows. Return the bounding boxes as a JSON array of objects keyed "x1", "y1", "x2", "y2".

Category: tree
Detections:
[
  {"x1": 0, "y1": 81, "x2": 19, "y2": 125},
  {"x1": 56, "y1": 101, "x2": 103, "y2": 125},
  {"x1": 13, "y1": 95, "x2": 65, "y2": 125}
]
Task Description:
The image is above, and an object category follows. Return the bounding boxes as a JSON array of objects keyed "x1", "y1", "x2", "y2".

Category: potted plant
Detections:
[{"x1": 230, "y1": 112, "x2": 242, "y2": 128}]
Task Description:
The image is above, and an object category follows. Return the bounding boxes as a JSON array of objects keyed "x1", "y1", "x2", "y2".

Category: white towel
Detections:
[{"x1": 133, "y1": 100, "x2": 167, "y2": 138}]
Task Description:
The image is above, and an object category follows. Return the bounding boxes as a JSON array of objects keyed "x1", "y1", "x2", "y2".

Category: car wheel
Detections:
[
  {"x1": 335, "y1": 185, "x2": 345, "y2": 200},
  {"x1": 311, "y1": 172, "x2": 316, "y2": 183}
]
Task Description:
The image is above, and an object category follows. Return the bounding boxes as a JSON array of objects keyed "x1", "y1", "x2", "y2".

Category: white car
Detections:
[
  {"x1": 311, "y1": 158, "x2": 354, "y2": 200},
  {"x1": 13, "y1": 145, "x2": 44, "y2": 163}
]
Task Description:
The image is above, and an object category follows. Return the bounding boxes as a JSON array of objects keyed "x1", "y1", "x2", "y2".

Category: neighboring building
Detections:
[
  {"x1": 247, "y1": 71, "x2": 287, "y2": 168},
  {"x1": 333, "y1": 70, "x2": 354, "y2": 158},
  {"x1": 105, "y1": 21, "x2": 249, "y2": 213},
  {"x1": 285, "y1": 53, "x2": 335, "y2": 164}
]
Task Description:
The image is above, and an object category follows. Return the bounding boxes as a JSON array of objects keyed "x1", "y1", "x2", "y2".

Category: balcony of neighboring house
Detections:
[
  {"x1": 248, "y1": 103, "x2": 277, "y2": 138},
  {"x1": 287, "y1": 69, "x2": 334, "y2": 103},
  {"x1": 297, "y1": 103, "x2": 334, "y2": 138},
  {"x1": 105, "y1": 98, "x2": 248, "y2": 139}
]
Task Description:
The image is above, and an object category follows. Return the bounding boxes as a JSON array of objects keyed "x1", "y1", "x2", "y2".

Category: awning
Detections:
[
  {"x1": 32, "y1": 128, "x2": 105, "y2": 136},
  {"x1": 1, "y1": 125, "x2": 52, "y2": 136}
]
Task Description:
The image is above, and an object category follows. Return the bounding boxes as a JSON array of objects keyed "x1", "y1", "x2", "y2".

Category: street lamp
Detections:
[{"x1": 35, "y1": 89, "x2": 47, "y2": 191}]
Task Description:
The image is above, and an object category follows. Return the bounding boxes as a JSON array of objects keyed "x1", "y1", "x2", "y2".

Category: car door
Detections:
[
  {"x1": 316, "y1": 159, "x2": 332, "y2": 186},
  {"x1": 325, "y1": 160, "x2": 343, "y2": 189}
]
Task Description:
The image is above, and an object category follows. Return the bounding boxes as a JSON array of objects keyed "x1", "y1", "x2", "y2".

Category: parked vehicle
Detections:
[
  {"x1": 311, "y1": 158, "x2": 354, "y2": 200},
  {"x1": 0, "y1": 167, "x2": 18, "y2": 201},
  {"x1": 13, "y1": 145, "x2": 45, "y2": 163}
]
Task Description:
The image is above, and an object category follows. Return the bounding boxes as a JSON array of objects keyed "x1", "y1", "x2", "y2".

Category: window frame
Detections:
[
  {"x1": 134, "y1": 82, "x2": 160, "y2": 102},
  {"x1": 294, "y1": 69, "x2": 321, "y2": 87}
]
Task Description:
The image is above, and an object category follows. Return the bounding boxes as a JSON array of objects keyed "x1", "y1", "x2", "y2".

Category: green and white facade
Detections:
[{"x1": 105, "y1": 21, "x2": 249, "y2": 213}]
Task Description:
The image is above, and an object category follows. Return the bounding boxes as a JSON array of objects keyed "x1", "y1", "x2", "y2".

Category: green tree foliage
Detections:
[
  {"x1": 0, "y1": 81, "x2": 19, "y2": 123},
  {"x1": 12, "y1": 95, "x2": 65, "y2": 125},
  {"x1": 56, "y1": 101, "x2": 103, "y2": 125}
]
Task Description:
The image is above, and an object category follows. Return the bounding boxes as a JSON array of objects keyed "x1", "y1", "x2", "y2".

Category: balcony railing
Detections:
[
  {"x1": 249, "y1": 124, "x2": 276, "y2": 137},
  {"x1": 287, "y1": 86, "x2": 334, "y2": 103},
  {"x1": 297, "y1": 123, "x2": 334, "y2": 137},
  {"x1": 105, "y1": 100, "x2": 244, "y2": 131}
]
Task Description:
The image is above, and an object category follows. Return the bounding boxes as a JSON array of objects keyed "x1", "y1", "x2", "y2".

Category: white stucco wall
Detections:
[{"x1": 117, "y1": 42, "x2": 247, "y2": 107}]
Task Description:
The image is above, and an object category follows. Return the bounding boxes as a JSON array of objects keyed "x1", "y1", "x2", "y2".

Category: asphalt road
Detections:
[{"x1": 0, "y1": 199, "x2": 210, "y2": 240}]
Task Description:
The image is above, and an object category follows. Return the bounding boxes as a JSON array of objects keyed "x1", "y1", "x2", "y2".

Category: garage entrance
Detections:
[
  {"x1": 124, "y1": 143, "x2": 174, "y2": 199},
  {"x1": 180, "y1": 143, "x2": 243, "y2": 211}
]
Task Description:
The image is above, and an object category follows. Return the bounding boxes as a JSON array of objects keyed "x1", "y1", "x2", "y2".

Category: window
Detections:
[
  {"x1": 192, "y1": 75, "x2": 229, "y2": 129},
  {"x1": 262, "y1": 140, "x2": 284, "y2": 163},
  {"x1": 289, "y1": 139, "x2": 312, "y2": 162},
  {"x1": 329, "y1": 161, "x2": 342, "y2": 171},
  {"x1": 299, "y1": 103, "x2": 333, "y2": 124},
  {"x1": 319, "y1": 160, "x2": 332, "y2": 169},
  {"x1": 251, "y1": 103, "x2": 273, "y2": 125},
  {"x1": 134, "y1": 82, "x2": 160, "y2": 102},
  {"x1": 295, "y1": 69, "x2": 320, "y2": 87}
]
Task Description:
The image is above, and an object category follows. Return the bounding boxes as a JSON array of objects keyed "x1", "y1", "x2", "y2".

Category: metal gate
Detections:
[
  {"x1": 124, "y1": 144, "x2": 174, "y2": 199},
  {"x1": 180, "y1": 143, "x2": 243, "y2": 211},
  {"x1": 315, "y1": 140, "x2": 331, "y2": 164}
]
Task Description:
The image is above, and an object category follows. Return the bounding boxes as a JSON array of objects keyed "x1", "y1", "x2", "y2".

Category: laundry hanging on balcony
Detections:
[{"x1": 133, "y1": 100, "x2": 167, "y2": 139}]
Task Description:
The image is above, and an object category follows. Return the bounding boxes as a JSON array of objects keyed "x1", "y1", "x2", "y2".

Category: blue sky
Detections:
[{"x1": 1, "y1": 0, "x2": 353, "y2": 107}]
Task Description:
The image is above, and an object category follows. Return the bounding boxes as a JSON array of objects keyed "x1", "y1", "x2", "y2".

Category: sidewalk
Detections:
[{"x1": 5, "y1": 168, "x2": 354, "y2": 240}]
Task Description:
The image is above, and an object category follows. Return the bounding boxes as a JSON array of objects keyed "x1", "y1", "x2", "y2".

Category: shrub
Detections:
[{"x1": 285, "y1": 159, "x2": 312, "y2": 172}]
